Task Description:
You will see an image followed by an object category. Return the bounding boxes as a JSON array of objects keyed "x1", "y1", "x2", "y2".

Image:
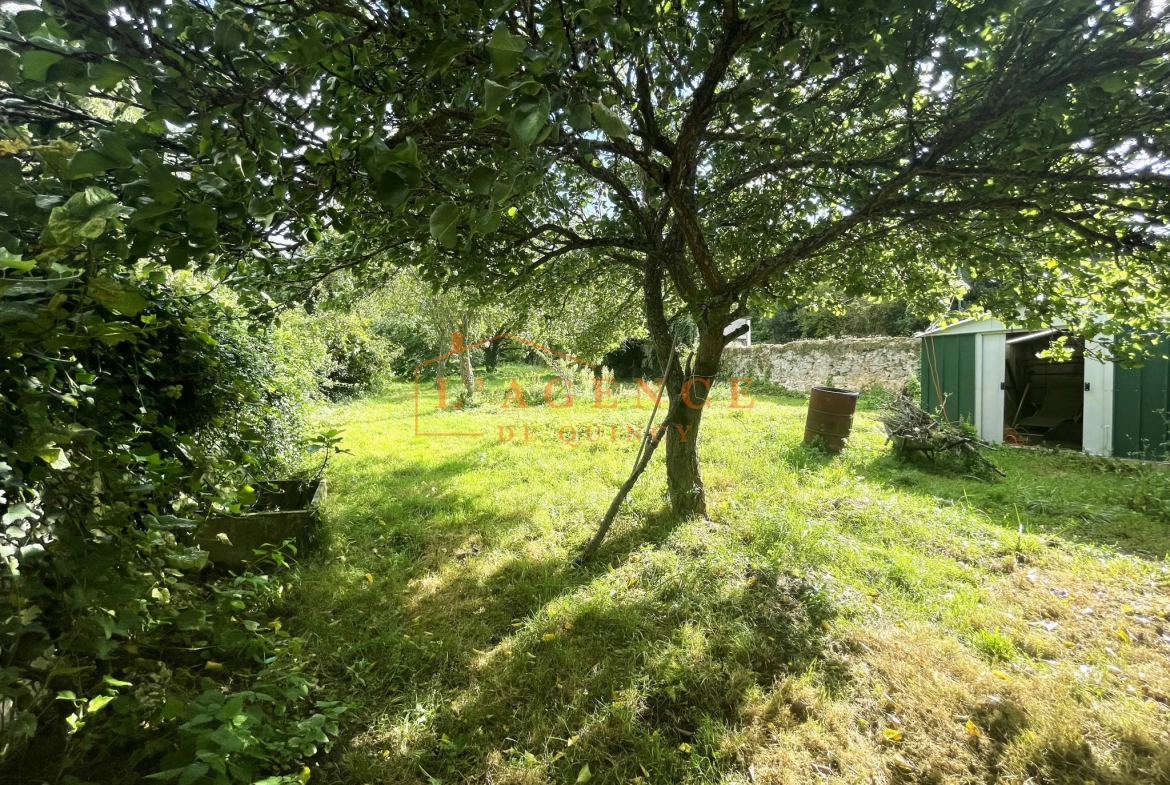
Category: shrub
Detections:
[
  {"x1": 0, "y1": 276, "x2": 340, "y2": 782},
  {"x1": 278, "y1": 309, "x2": 396, "y2": 399},
  {"x1": 374, "y1": 313, "x2": 436, "y2": 379}
]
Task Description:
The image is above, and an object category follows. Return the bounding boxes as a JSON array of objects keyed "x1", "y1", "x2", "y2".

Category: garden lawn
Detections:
[{"x1": 292, "y1": 368, "x2": 1170, "y2": 784}]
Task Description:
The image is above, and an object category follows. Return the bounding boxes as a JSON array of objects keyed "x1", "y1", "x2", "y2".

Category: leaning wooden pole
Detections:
[{"x1": 578, "y1": 342, "x2": 676, "y2": 563}]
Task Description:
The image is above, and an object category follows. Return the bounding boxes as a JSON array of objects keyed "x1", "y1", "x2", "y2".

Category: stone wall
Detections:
[{"x1": 723, "y1": 337, "x2": 920, "y2": 393}]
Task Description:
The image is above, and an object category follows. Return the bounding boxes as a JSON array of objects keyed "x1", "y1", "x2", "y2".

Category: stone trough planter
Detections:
[{"x1": 193, "y1": 479, "x2": 326, "y2": 569}]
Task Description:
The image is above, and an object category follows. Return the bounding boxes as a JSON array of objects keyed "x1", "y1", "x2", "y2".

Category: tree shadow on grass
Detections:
[
  {"x1": 291, "y1": 434, "x2": 844, "y2": 784},
  {"x1": 328, "y1": 551, "x2": 839, "y2": 785}
]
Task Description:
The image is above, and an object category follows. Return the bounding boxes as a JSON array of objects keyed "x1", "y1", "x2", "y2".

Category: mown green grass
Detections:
[{"x1": 292, "y1": 366, "x2": 1170, "y2": 784}]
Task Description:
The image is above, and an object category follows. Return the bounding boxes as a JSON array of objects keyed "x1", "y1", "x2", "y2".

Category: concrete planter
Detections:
[{"x1": 194, "y1": 479, "x2": 326, "y2": 569}]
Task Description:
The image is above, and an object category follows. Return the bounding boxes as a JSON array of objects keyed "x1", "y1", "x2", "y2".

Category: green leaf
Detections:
[
  {"x1": 592, "y1": 103, "x2": 629, "y2": 141},
  {"x1": 1098, "y1": 74, "x2": 1129, "y2": 94},
  {"x1": 0, "y1": 50, "x2": 21, "y2": 82},
  {"x1": 513, "y1": 104, "x2": 547, "y2": 146},
  {"x1": 66, "y1": 150, "x2": 120, "y2": 179},
  {"x1": 188, "y1": 204, "x2": 218, "y2": 233},
  {"x1": 177, "y1": 762, "x2": 210, "y2": 785},
  {"x1": 469, "y1": 166, "x2": 495, "y2": 196},
  {"x1": 97, "y1": 130, "x2": 134, "y2": 167},
  {"x1": 87, "y1": 276, "x2": 150, "y2": 316},
  {"x1": 0, "y1": 248, "x2": 34, "y2": 272},
  {"x1": 429, "y1": 203, "x2": 461, "y2": 248},
  {"x1": 576, "y1": 764, "x2": 592, "y2": 783},
  {"x1": 45, "y1": 187, "x2": 124, "y2": 247},
  {"x1": 486, "y1": 26, "x2": 526, "y2": 75},
  {"x1": 15, "y1": 10, "x2": 47, "y2": 35},
  {"x1": 809, "y1": 59, "x2": 833, "y2": 77},
  {"x1": 483, "y1": 79, "x2": 510, "y2": 115},
  {"x1": 35, "y1": 447, "x2": 70, "y2": 469},
  {"x1": 86, "y1": 694, "x2": 115, "y2": 713},
  {"x1": 21, "y1": 50, "x2": 62, "y2": 82},
  {"x1": 567, "y1": 104, "x2": 592, "y2": 132},
  {"x1": 375, "y1": 170, "x2": 410, "y2": 206}
]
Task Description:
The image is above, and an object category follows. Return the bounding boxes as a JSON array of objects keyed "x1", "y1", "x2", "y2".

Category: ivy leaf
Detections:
[
  {"x1": 87, "y1": 695, "x2": 115, "y2": 713},
  {"x1": 0, "y1": 248, "x2": 34, "y2": 272},
  {"x1": 591, "y1": 103, "x2": 629, "y2": 141},
  {"x1": 486, "y1": 26, "x2": 526, "y2": 75},
  {"x1": 45, "y1": 187, "x2": 124, "y2": 247},
  {"x1": 36, "y1": 447, "x2": 70, "y2": 470},
  {"x1": 429, "y1": 203, "x2": 461, "y2": 248},
  {"x1": 87, "y1": 276, "x2": 150, "y2": 316}
]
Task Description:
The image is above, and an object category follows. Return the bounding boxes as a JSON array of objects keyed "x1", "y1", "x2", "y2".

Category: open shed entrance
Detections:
[{"x1": 1003, "y1": 329, "x2": 1085, "y2": 449}]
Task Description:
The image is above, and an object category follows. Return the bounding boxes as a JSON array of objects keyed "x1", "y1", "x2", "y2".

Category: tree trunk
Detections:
[
  {"x1": 641, "y1": 259, "x2": 732, "y2": 519},
  {"x1": 664, "y1": 400, "x2": 705, "y2": 516},
  {"x1": 484, "y1": 340, "x2": 501, "y2": 372},
  {"x1": 661, "y1": 324, "x2": 725, "y2": 517},
  {"x1": 457, "y1": 311, "x2": 475, "y2": 402}
]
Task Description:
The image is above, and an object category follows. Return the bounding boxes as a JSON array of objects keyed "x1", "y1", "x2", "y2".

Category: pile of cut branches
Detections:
[{"x1": 880, "y1": 395, "x2": 1004, "y2": 476}]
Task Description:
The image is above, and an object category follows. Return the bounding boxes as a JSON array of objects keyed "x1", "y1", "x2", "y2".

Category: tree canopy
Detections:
[{"x1": 4, "y1": 0, "x2": 1169, "y2": 512}]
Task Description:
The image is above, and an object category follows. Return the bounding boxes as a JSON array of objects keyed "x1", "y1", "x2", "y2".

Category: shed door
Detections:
[
  {"x1": 1082, "y1": 339, "x2": 1114, "y2": 457},
  {"x1": 921, "y1": 334, "x2": 977, "y2": 424},
  {"x1": 1113, "y1": 355, "x2": 1170, "y2": 459},
  {"x1": 976, "y1": 333, "x2": 1005, "y2": 443}
]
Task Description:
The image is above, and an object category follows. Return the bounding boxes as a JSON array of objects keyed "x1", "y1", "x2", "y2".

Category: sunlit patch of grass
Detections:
[{"x1": 291, "y1": 370, "x2": 1170, "y2": 784}]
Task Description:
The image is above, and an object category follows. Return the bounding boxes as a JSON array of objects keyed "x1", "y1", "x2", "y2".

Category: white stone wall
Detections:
[{"x1": 722, "y1": 337, "x2": 920, "y2": 393}]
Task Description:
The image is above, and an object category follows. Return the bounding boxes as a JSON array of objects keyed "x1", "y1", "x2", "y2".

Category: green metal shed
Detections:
[
  {"x1": 919, "y1": 319, "x2": 1169, "y2": 459},
  {"x1": 921, "y1": 333, "x2": 977, "y2": 424},
  {"x1": 1113, "y1": 357, "x2": 1170, "y2": 459}
]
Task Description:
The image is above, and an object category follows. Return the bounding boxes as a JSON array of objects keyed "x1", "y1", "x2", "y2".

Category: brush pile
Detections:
[{"x1": 880, "y1": 395, "x2": 1005, "y2": 476}]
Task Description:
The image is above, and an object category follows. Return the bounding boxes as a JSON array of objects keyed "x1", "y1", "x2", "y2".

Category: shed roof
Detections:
[{"x1": 916, "y1": 317, "x2": 1010, "y2": 338}]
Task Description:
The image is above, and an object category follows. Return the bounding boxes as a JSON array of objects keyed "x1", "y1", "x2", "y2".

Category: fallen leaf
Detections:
[
  {"x1": 298, "y1": 766, "x2": 311, "y2": 784},
  {"x1": 965, "y1": 720, "x2": 981, "y2": 738},
  {"x1": 678, "y1": 742, "x2": 693, "y2": 753},
  {"x1": 204, "y1": 661, "x2": 223, "y2": 670},
  {"x1": 215, "y1": 532, "x2": 232, "y2": 545},
  {"x1": 576, "y1": 764, "x2": 592, "y2": 783},
  {"x1": 542, "y1": 633, "x2": 556, "y2": 642},
  {"x1": 365, "y1": 573, "x2": 373, "y2": 584},
  {"x1": 1117, "y1": 628, "x2": 1131, "y2": 644},
  {"x1": 883, "y1": 728, "x2": 903, "y2": 742},
  {"x1": 991, "y1": 669, "x2": 1010, "y2": 680},
  {"x1": 567, "y1": 735, "x2": 579, "y2": 746},
  {"x1": 891, "y1": 753, "x2": 913, "y2": 771}
]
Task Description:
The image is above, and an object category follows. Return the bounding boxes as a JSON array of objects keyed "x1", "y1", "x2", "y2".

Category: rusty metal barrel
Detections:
[{"x1": 803, "y1": 386, "x2": 860, "y2": 453}]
